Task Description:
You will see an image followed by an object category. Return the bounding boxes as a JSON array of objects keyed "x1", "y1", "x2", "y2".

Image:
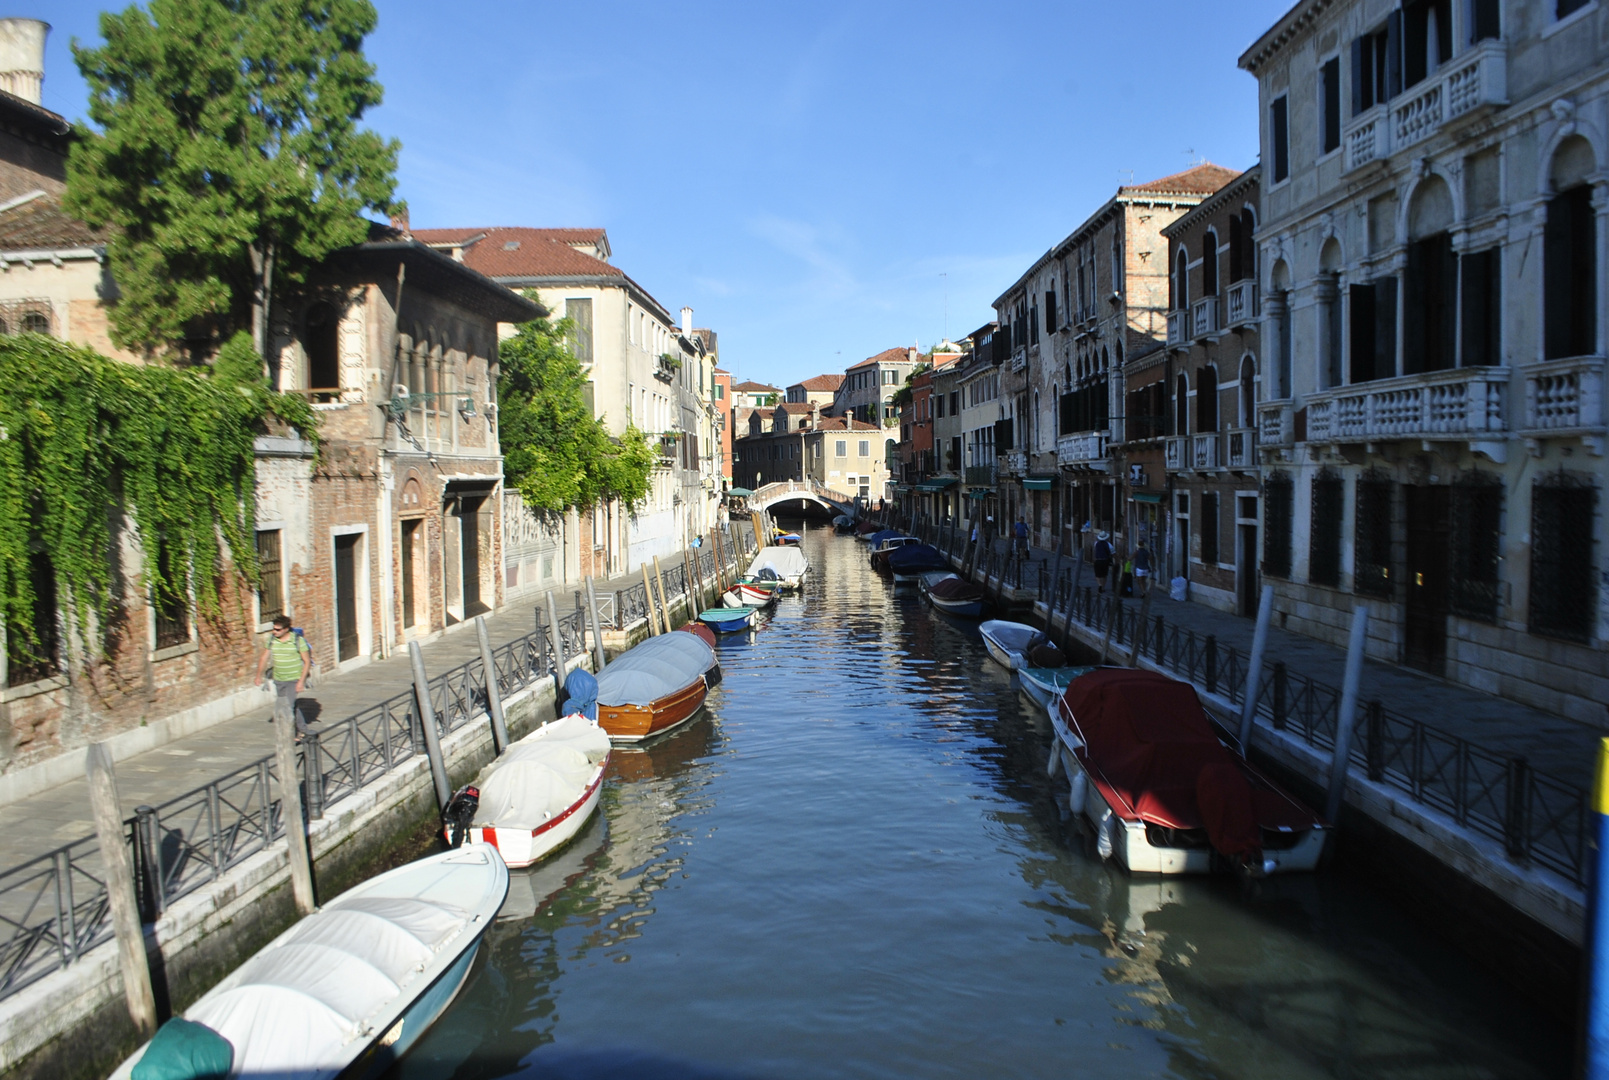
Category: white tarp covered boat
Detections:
[
  {"x1": 596, "y1": 631, "x2": 717, "y2": 741},
  {"x1": 746, "y1": 545, "x2": 809, "y2": 589},
  {"x1": 467, "y1": 715, "x2": 611, "y2": 868},
  {"x1": 113, "y1": 845, "x2": 508, "y2": 1080}
]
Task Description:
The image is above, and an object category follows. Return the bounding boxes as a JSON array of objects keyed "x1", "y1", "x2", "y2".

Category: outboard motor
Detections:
[{"x1": 441, "y1": 784, "x2": 480, "y2": 849}]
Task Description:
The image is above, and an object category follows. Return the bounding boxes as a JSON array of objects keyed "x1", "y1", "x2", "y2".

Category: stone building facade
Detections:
[
  {"x1": 1159, "y1": 167, "x2": 1265, "y2": 615},
  {"x1": 1241, "y1": 0, "x2": 1609, "y2": 720}
]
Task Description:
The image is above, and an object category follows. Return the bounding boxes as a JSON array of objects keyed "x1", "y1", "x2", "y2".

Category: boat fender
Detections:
[
  {"x1": 1067, "y1": 769, "x2": 1087, "y2": 816},
  {"x1": 1046, "y1": 746, "x2": 1061, "y2": 779},
  {"x1": 441, "y1": 785, "x2": 480, "y2": 849},
  {"x1": 1094, "y1": 804, "x2": 1114, "y2": 861}
]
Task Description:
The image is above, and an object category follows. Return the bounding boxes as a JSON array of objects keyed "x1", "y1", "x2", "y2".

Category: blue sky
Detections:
[{"x1": 40, "y1": 1, "x2": 1292, "y2": 387}]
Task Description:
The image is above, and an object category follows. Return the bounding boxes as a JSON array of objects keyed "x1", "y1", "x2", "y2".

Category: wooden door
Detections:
[
  {"x1": 335, "y1": 534, "x2": 360, "y2": 662},
  {"x1": 460, "y1": 496, "x2": 483, "y2": 617},
  {"x1": 1404, "y1": 486, "x2": 1449, "y2": 675}
]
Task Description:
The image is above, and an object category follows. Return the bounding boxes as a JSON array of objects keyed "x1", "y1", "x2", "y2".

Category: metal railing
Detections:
[{"x1": 0, "y1": 535, "x2": 760, "y2": 1003}]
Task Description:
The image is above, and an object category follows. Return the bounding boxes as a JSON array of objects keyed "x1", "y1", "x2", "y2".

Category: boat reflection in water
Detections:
[{"x1": 393, "y1": 713, "x2": 724, "y2": 1080}]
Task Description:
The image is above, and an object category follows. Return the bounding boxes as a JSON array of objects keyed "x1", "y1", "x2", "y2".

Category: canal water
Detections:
[{"x1": 396, "y1": 524, "x2": 1566, "y2": 1080}]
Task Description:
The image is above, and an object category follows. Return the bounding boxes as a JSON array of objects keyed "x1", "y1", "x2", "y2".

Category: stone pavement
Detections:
[
  {"x1": 0, "y1": 543, "x2": 734, "y2": 873},
  {"x1": 962, "y1": 533, "x2": 1604, "y2": 789}
]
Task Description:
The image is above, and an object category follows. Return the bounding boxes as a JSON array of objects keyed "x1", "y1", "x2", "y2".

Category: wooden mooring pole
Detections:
[
  {"x1": 271, "y1": 696, "x2": 318, "y2": 915},
  {"x1": 652, "y1": 556, "x2": 672, "y2": 631},
  {"x1": 85, "y1": 743, "x2": 158, "y2": 1037},
  {"x1": 409, "y1": 640, "x2": 451, "y2": 811},
  {"x1": 642, "y1": 565, "x2": 662, "y2": 635},
  {"x1": 475, "y1": 616, "x2": 509, "y2": 754}
]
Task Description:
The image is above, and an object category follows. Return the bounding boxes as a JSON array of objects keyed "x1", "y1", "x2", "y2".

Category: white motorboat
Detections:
[
  {"x1": 1017, "y1": 664, "x2": 1096, "y2": 708},
  {"x1": 460, "y1": 714, "x2": 611, "y2": 868},
  {"x1": 111, "y1": 845, "x2": 508, "y2": 1080},
  {"x1": 747, "y1": 545, "x2": 809, "y2": 590},
  {"x1": 978, "y1": 619, "x2": 1049, "y2": 671},
  {"x1": 1048, "y1": 668, "x2": 1329, "y2": 876}
]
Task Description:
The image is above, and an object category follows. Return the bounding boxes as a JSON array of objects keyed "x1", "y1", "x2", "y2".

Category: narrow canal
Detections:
[{"x1": 396, "y1": 524, "x2": 1565, "y2": 1080}]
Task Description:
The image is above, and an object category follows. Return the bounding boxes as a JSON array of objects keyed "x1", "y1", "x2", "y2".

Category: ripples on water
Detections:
[{"x1": 393, "y1": 524, "x2": 1567, "y2": 1080}]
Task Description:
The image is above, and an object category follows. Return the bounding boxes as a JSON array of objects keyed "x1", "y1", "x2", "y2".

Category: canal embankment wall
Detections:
[{"x1": 0, "y1": 579, "x2": 690, "y2": 1080}]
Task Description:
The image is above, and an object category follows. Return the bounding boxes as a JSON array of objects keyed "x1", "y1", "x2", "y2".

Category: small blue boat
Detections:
[
  {"x1": 698, "y1": 606, "x2": 759, "y2": 632},
  {"x1": 886, "y1": 543, "x2": 950, "y2": 579}
]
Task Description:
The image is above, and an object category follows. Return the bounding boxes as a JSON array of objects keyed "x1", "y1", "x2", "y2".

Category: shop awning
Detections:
[
  {"x1": 727, "y1": 487, "x2": 754, "y2": 496},
  {"x1": 964, "y1": 490, "x2": 990, "y2": 500},
  {"x1": 1131, "y1": 492, "x2": 1164, "y2": 504},
  {"x1": 916, "y1": 477, "x2": 959, "y2": 492},
  {"x1": 1023, "y1": 477, "x2": 1053, "y2": 491}
]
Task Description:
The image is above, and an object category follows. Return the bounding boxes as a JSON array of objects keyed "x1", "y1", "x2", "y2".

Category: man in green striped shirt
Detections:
[{"x1": 255, "y1": 615, "x2": 311, "y2": 735}]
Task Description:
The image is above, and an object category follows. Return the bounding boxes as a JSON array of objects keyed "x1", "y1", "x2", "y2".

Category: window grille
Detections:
[
  {"x1": 153, "y1": 540, "x2": 191, "y2": 650},
  {"x1": 1263, "y1": 473, "x2": 1293, "y2": 578},
  {"x1": 1449, "y1": 475, "x2": 1502, "y2": 622},
  {"x1": 1200, "y1": 493, "x2": 1219, "y2": 565},
  {"x1": 256, "y1": 530, "x2": 284, "y2": 622},
  {"x1": 1310, "y1": 471, "x2": 1344, "y2": 587},
  {"x1": 1354, "y1": 472, "x2": 1393, "y2": 597},
  {"x1": 0, "y1": 299, "x2": 53, "y2": 336},
  {"x1": 1529, "y1": 474, "x2": 1597, "y2": 643}
]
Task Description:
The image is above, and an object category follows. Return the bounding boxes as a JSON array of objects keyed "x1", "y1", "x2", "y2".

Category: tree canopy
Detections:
[
  {"x1": 65, "y1": 0, "x2": 399, "y2": 357},
  {"x1": 498, "y1": 316, "x2": 656, "y2": 514}
]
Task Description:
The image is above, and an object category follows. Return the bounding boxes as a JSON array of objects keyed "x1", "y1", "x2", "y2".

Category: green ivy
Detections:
[{"x1": 0, "y1": 332, "x2": 318, "y2": 655}]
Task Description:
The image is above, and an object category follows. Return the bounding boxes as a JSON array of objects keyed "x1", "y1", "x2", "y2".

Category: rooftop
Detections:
[
  {"x1": 1120, "y1": 162, "x2": 1242, "y2": 197},
  {"x1": 733, "y1": 380, "x2": 781, "y2": 393},
  {"x1": 0, "y1": 191, "x2": 108, "y2": 250},
  {"x1": 793, "y1": 373, "x2": 844, "y2": 391},
  {"x1": 847, "y1": 346, "x2": 916, "y2": 371},
  {"x1": 412, "y1": 226, "x2": 622, "y2": 280}
]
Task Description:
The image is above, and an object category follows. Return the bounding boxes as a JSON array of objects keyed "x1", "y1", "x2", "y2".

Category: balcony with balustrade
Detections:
[
  {"x1": 1166, "y1": 310, "x2": 1188, "y2": 351},
  {"x1": 1004, "y1": 449, "x2": 1029, "y2": 475},
  {"x1": 1056, "y1": 431, "x2": 1109, "y2": 469},
  {"x1": 1226, "y1": 427, "x2": 1257, "y2": 470},
  {"x1": 1343, "y1": 40, "x2": 1507, "y2": 174},
  {"x1": 1191, "y1": 296, "x2": 1220, "y2": 341},
  {"x1": 1164, "y1": 435, "x2": 1183, "y2": 471},
  {"x1": 1519, "y1": 355, "x2": 1605, "y2": 456},
  {"x1": 1225, "y1": 280, "x2": 1256, "y2": 328},
  {"x1": 1303, "y1": 367, "x2": 1509, "y2": 457},
  {"x1": 1191, "y1": 432, "x2": 1219, "y2": 470},
  {"x1": 1258, "y1": 402, "x2": 1293, "y2": 449}
]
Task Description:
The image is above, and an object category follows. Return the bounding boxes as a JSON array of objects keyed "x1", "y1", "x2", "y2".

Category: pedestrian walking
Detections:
[
  {"x1": 1093, "y1": 530, "x2": 1113, "y2": 593},
  {"x1": 255, "y1": 614, "x2": 312, "y2": 737},
  {"x1": 1132, "y1": 539, "x2": 1154, "y2": 596},
  {"x1": 1014, "y1": 516, "x2": 1029, "y2": 556}
]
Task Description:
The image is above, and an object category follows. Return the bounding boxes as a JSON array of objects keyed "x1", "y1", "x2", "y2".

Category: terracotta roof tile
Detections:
[
  {"x1": 412, "y1": 226, "x2": 620, "y2": 279},
  {"x1": 0, "y1": 192, "x2": 108, "y2": 250},
  {"x1": 847, "y1": 346, "x2": 913, "y2": 370},
  {"x1": 1123, "y1": 163, "x2": 1242, "y2": 196},
  {"x1": 793, "y1": 373, "x2": 843, "y2": 391},
  {"x1": 732, "y1": 380, "x2": 780, "y2": 393},
  {"x1": 776, "y1": 402, "x2": 815, "y2": 413}
]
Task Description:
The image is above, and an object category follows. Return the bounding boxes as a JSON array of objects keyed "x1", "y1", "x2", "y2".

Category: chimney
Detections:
[
  {"x1": 680, "y1": 306, "x2": 693, "y2": 336},
  {"x1": 389, "y1": 207, "x2": 411, "y2": 237},
  {"x1": 0, "y1": 19, "x2": 48, "y2": 105}
]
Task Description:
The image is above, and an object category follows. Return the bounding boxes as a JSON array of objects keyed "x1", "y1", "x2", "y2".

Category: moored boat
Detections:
[
  {"x1": 109, "y1": 845, "x2": 508, "y2": 1080},
  {"x1": 698, "y1": 606, "x2": 759, "y2": 632},
  {"x1": 919, "y1": 572, "x2": 987, "y2": 617},
  {"x1": 731, "y1": 579, "x2": 781, "y2": 606},
  {"x1": 1018, "y1": 664, "x2": 1096, "y2": 708},
  {"x1": 979, "y1": 619, "x2": 1049, "y2": 671},
  {"x1": 596, "y1": 631, "x2": 718, "y2": 742},
  {"x1": 725, "y1": 584, "x2": 777, "y2": 610},
  {"x1": 886, "y1": 543, "x2": 949, "y2": 580},
  {"x1": 1051, "y1": 668, "x2": 1328, "y2": 875},
  {"x1": 833, "y1": 514, "x2": 856, "y2": 533},
  {"x1": 747, "y1": 545, "x2": 809, "y2": 590},
  {"x1": 452, "y1": 713, "x2": 610, "y2": 868}
]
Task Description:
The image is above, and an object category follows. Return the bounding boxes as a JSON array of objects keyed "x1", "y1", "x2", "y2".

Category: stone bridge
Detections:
[{"x1": 747, "y1": 480, "x2": 860, "y2": 520}]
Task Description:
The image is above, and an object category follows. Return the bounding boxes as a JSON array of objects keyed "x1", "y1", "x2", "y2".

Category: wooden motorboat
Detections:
[
  {"x1": 886, "y1": 543, "x2": 949, "y2": 581},
  {"x1": 979, "y1": 619, "x2": 1049, "y2": 671},
  {"x1": 1050, "y1": 668, "x2": 1328, "y2": 876},
  {"x1": 774, "y1": 531, "x2": 802, "y2": 545},
  {"x1": 677, "y1": 622, "x2": 717, "y2": 647},
  {"x1": 1018, "y1": 664, "x2": 1096, "y2": 708},
  {"x1": 455, "y1": 714, "x2": 611, "y2": 868},
  {"x1": 698, "y1": 606, "x2": 758, "y2": 632},
  {"x1": 725, "y1": 584, "x2": 777, "y2": 610},
  {"x1": 596, "y1": 631, "x2": 718, "y2": 742},
  {"x1": 732, "y1": 580, "x2": 781, "y2": 606},
  {"x1": 853, "y1": 520, "x2": 879, "y2": 540},
  {"x1": 833, "y1": 514, "x2": 856, "y2": 533},
  {"x1": 110, "y1": 845, "x2": 508, "y2": 1080},
  {"x1": 919, "y1": 572, "x2": 987, "y2": 617},
  {"x1": 747, "y1": 546, "x2": 809, "y2": 590}
]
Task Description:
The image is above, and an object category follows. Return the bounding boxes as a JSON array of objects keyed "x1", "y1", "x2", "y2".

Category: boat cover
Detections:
[
  {"x1": 866, "y1": 529, "x2": 908, "y2": 546},
  {"x1": 557, "y1": 668, "x2": 598, "y2": 721},
  {"x1": 473, "y1": 715, "x2": 609, "y2": 830},
  {"x1": 185, "y1": 895, "x2": 470, "y2": 1075},
  {"x1": 980, "y1": 620, "x2": 1047, "y2": 656},
  {"x1": 747, "y1": 546, "x2": 808, "y2": 579},
  {"x1": 1062, "y1": 669, "x2": 1262, "y2": 859},
  {"x1": 926, "y1": 575, "x2": 985, "y2": 601},
  {"x1": 855, "y1": 521, "x2": 878, "y2": 535},
  {"x1": 596, "y1": 631, "x2": 715, "y2": 707},
  {"x1": 886, "y1": 544, "x2": 948, "y2": 573}
]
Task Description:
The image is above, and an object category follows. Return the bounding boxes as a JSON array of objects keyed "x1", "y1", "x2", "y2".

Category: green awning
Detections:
[
  {"x1": 916, "y1": 477, "x2": 959, "y2": 492},
  {"x1": 1131, "y1": 492, "x2": 1164, "y2": 504},
  {"x1": 1022, "y1": 477, "x2": 1053, "y2": 491},
  {"x1": 964, "y1": 490, "x2": 990, "y2": 500},
  {"x1": 727, "y1": 487, "x2": 754, "y2": 496}
]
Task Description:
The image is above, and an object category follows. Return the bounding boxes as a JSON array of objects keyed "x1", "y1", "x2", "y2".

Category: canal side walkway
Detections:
[{"x1": 0, "y1": 543, "x2": 733, "y2": 877}]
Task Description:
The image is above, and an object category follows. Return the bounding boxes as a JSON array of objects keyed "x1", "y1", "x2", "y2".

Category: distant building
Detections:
[
  {"x1": 731, "y1": 405, "x2": 887, "y2": 499},
  {"x1": 786, "y1": 373, "x2": 842, "y2": 408},
  {"x1": 731, "y1": 380, "x2": 781, "y2": 410},
  {"x1": 833, "y1": 346, "x2": 918, "y2": 427},
  {"x1": 713, "y1": 367, "x2": 733, "y2": 485}
]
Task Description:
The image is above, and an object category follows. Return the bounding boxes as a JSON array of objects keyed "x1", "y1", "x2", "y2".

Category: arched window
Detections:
[
  {"x1": 1173, "y1": 247, "x2": 1189, "y2": 311},
  {"x1": 1202, "y1": 231, "x2": 1219, "y2": 296},
  {"x1": 1174, "y1": 372, "x2": 1190, "y2": 435},
  {"x1": 21, "y1": 311, "x2": 49, "y2": 334}
]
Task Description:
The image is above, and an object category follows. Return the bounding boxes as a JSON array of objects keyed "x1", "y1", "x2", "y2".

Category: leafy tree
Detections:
[
  {"x1": 65, "y1": 0, "x2": 399, "y2": 357},
  {"x1": 498, "y1": 316, "x2": 654, "y2": 513}
]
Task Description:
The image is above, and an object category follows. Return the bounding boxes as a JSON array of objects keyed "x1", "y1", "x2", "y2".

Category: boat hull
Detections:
[
  {"x1": 599, "y1": 677, "x2": 708, "y2": 742},
  {"x1": 466, "y1": 762, "x2": 607, "y2": 868},
  {"x1": 733, "y1": 582, "x2": 779, "y2": 606},
  {"x1": 699, "y1": 608, "x2": 756, "y2": 632},
  {"x1": 928, "y1": 594, "x2": 985, "y2": 618},
  {"x1": 1018, "y1": 666, "x2": 1096, "y2": 707},
  {"x1": 981, "y1": 634, "x2": 1024, "y2": 671},
  {"x1": 346, "y1": 926, "x2": 486, "y2": 1080}
]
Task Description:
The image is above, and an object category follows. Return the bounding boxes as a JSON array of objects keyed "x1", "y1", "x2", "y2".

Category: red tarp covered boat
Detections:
[{"x1": 1050, "y1": 668, "x2": 1327, "y2": 875}]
